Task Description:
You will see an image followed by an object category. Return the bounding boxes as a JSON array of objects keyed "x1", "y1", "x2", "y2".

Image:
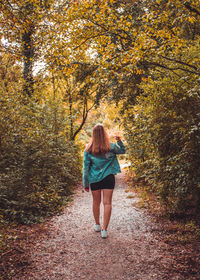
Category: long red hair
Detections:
[{"x1": 86, "y1": 124, "x2": 110, "y2": 155}]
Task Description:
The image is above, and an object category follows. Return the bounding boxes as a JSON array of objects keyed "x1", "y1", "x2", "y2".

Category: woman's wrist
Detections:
[{"x1": 114, "y1": 136, "x2": 121, "y2": 141}]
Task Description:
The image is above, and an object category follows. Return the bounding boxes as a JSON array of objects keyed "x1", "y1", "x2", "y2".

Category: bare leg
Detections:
[
  {"x1": 102, "y1": 189, "x2": 114, "y2": 230},
  {"x1": 91, "y1": 190, "x2": 101, "y2": 225}
]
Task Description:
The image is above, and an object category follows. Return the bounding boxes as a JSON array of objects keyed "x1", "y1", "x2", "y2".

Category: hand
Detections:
[
  {"x1": 114, "y1": 136, "x2": 121, "y2": 141},
  {"x1": 85, "y1": 187, "x2": 89, "y2": 192}
]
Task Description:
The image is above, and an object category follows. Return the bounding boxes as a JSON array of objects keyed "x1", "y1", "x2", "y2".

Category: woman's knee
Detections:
[
  {"x1": 92, "y1": 190, "x2": 101, "y2": 204},
  {"x1": 103, "y1": 201, "x2": 112, "y2": 207},
  {"x1": 93, "y1": 200, "x2": 101, "y2": 207},
  {"x1": 93, "y1": 197, "x2": 101, "y2": 206}
]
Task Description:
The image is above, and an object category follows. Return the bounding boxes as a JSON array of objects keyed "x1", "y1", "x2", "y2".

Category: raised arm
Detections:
[{"x1": 111, "y1": 140, "x2": 126, "y2": 154}]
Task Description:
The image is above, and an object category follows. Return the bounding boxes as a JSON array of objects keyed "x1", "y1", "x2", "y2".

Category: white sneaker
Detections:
[
  {"x1": 94, "y1": 224, "x2": 101, "y2": 232},
  {"x1": 101, "y1": 229, "x2": 108, "y2": 238}
]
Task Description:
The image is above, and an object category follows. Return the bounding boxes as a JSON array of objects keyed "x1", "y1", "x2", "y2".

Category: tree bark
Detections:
[
  {"x1": 71, "y1": 99, "x2": 95, "y2": 141},
  {"x1": 22, "y1": 23, "x2": 34, "y2": 97},
  {"x1": 68, "y1": 90, "x2": 74, "y2": 140}
]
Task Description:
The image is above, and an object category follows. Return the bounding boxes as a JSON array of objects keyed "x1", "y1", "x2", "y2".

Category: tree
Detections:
[
  {"x1": 66, "y1": 0, "x2": 200, "y2": 90},
  {"x1": 52, "y1": 62, "x2": 98, "y2": 141},
  {"x1": 0, "y1": 0, "x2": 72, "y2": 97},
  {"x1": 65, "y1": 0, "x2": 200, "y2": 213}
]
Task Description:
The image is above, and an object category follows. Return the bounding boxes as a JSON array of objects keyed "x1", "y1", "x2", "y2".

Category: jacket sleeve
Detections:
[
  {"x1": 111, "y1": 141, "x2": 126, "y2": 154},
  {"x1": 82, "y1": 151, "x2": 91, "y2": 188}
]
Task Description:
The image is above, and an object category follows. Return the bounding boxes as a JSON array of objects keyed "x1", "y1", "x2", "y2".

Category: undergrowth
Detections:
[{"x1": 125, "y1": 172, "x2": 200, "y2": 244}]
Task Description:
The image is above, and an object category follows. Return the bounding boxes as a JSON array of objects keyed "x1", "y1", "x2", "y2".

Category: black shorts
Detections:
[{"x1": 90, "y1": 174, "x2": 115, "y2": 191}]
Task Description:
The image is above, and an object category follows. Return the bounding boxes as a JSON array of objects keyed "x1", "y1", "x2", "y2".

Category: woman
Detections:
[{"x1": 82, "y1": 124, "x2": 126, "y2": 238}]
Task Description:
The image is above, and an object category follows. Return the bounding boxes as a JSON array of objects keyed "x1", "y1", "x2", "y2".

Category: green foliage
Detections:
[
  {"x1": 124, "y1": 68, "x2": 200, "y2": 213},
  {"x1": 0, "y1": 96, "x2": 81, "y2": 224},
  {"x1": 68, "y1": 0, "x2": 199, "y2": 215},
  {"x1": 1, "y1": 0, "x2": 199, "y2": 223},
  {"x1": 0, "y1": 56, "x2": 81, "y2": 224}
]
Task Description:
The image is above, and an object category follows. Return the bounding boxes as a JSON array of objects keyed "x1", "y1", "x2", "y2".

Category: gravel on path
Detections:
[{"x1": 12, "y1": 173, "x2": 199, "y2": 280}]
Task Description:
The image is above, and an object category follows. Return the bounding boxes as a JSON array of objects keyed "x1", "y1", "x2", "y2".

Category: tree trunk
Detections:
[
  {"x1": 68, "y1": 90, "x2": 74, "y2": 140},
  {"x1": 22, "y1": 14, "x2": 34, "y2": 97}
]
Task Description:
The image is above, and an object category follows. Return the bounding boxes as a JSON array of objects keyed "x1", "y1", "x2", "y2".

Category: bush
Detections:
[
  {"x1": 0, "y1": 91, "x2": 81, "y2": 224},
  {"x1": 124, "y1": 72, "x2": 200, "y2": 213}
]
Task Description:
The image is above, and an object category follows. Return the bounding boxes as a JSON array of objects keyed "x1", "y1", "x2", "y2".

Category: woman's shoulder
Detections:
[
  {"x1": 84, "y1": 143, "x2": 90, "y2": 152},
  {"x1": 110, "y1": 142, "x2": 117, "y2": 148},
  {"x1": 84, "y1": 145, "x2": 90, "y2": 155},
  {"x1": 110, "y1": 142, "x2": 117, "y2": 152}
]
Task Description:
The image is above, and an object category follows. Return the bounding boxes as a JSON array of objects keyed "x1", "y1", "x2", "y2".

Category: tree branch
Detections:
[
  {"x1": 184, "y1": 3, "x2": 200, "y2": 16},
  {"x1": 159, "y1": 55, "x2": 200, "y2": 71},
  {"x1": 142, "y1": 61, "x2": 200, "y2": 76},
  {"x1": 3, "y1": 0, "x2": 24, "y2": 24},
  {"x1": 87, "y1": 18, "x2": 132, "y2": 42},
  {"x1": 73, "y1": 33, "x2": 106, "y2": 50},
  {"x1": 0, "y1": 44, "x2": 21, "y2": 57},
  {"x1": 72, "y1": 100, "x2": 95, "y2": 141}
]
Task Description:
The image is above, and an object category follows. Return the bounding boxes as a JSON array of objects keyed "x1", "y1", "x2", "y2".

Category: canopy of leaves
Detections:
[{"x1": 65, "y1": 0, "x2": 200, "y2": 213}]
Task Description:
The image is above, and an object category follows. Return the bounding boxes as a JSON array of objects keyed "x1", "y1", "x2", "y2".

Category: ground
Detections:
[{"x1": 2, "y1": 173, "x2": 200, "y2": 280}]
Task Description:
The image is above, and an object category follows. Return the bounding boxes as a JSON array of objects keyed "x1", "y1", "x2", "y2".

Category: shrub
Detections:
[
  {"x1": 0, "y1": 91, "x2": 81, "y2": 224},
  {"x1": 124, "y1": 72, "x2": 200, "y2": 213}
]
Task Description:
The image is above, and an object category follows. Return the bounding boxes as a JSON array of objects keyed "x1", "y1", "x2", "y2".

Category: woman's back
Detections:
[{"x1": 83, "y1": 141, "x2": 126, "y2": 188}]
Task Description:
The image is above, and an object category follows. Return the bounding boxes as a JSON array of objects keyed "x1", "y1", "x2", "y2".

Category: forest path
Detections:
[{"x1": 13, "y1": 172, "x2": 197, "y2": 280}]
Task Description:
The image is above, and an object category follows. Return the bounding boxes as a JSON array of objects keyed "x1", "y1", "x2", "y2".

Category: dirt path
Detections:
[{"x1": 12, "y1": 173, "x2": 199, "y2": 280}]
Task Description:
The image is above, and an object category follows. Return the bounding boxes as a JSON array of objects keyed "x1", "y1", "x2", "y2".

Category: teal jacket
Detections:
[{"x1": 83, "y1": 141, "x2": 126, "y2": 188}]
